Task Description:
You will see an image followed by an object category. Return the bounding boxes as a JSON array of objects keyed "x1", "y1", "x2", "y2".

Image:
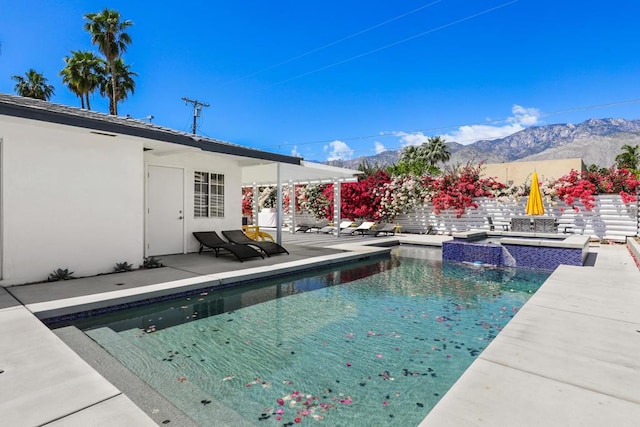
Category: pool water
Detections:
[{"x1": 80, "y1": 247, "x2": 549, "y2": 426}]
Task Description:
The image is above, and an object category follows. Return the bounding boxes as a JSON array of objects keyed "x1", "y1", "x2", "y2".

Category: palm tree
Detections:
[
  {"x1": 12, "y1": 69, "x2": 55, "y2": 100},
  {"x1": 615, "y1": 144, "x2": 640, "y2": 170},
  {"x1": 425, "y1": 136, "x2": 451, "y2": 166},
  {"x1": 99, "y1": 58, "x2": 137, "y2": 114},
  {"x1": 84, "y1": 9, "x2": 133, "y2": 115},
  {"x1": 59, "y1": 51, "x2": 104, "y2": 110}
]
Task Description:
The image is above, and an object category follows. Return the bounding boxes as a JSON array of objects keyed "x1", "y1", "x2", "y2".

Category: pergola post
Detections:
[
  {"x1": 333, "y1": 179, "x2": 341, "y2": 237},
  {"x1": 252, "y1": 183, "x2": 259, "y2": 226},
  {"x1": 289, "y1": 181, "x2": 296, "y2": 234},
  {"x1": 276, "y1": 163, "x2": 283, "y2": 245}
]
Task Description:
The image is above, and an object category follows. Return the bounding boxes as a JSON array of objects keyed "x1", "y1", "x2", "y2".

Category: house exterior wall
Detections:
[
  {"x1": 0, "y1": 116, "x2": 144, "y2": 285},
  {"x1": 144, "y1": 150, "x2": 244, "y2": 254}
]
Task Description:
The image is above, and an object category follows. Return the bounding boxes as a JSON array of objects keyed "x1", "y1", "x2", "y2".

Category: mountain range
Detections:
[{"x1": 326, "y1": 118, "x2": 640, "y2": 169}]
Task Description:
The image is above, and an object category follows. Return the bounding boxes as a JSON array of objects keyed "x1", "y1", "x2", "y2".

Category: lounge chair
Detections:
[
  {"x1": 308, "y1": 219, "x2": 329, "y2": 232},
  {"x1": 370, "y1": 223, "x2": 396, "y2": 236},
  {"x1": 222, "y1": 230, "x2": 289, "y2": 256},
  {"x1": 192, "y1": 231, "x2": 263, "y2": 262},
  {"x1": 295, "y1": 223, "x2": 314, "y2": 233},
  {"x1": 339, "y1": 221, "x2": 357, "y2": 235},
  {"x1": 317, "y1": 225, "x2": 335, "y2": 234},
  {"x1": 353, "y1": 221, "x2": 376, "y2": 235}
]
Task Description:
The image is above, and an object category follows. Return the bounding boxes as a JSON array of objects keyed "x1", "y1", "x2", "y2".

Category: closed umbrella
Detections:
[{"x1": 525, "y1": 171, "x2": 545, "y2": 215}]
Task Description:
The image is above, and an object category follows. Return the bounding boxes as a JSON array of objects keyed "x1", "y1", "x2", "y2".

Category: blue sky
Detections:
[{"x1": 2, "y1": 0, "x2": 640, "y2": 162}]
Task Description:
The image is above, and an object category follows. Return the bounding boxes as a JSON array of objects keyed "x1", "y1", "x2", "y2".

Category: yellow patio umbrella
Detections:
[{"x1": 525, "y1": 171, "x2": 545, "y2": 216}]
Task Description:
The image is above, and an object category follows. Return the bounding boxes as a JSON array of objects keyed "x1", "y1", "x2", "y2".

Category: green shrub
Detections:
[
  {"x1": 48, "y1": 268, "x2": 74, "y2": 282},
  {"x1": 113, "y1": 261, "x2": 133, "y2": 272}
]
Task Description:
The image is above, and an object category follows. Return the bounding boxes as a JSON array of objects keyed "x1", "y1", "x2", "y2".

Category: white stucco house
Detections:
[{"x1": 0, "y1": 93, "x2": 356, "y2": 285}]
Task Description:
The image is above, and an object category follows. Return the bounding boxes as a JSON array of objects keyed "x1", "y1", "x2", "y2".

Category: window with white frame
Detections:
[{"x1": 194, "y1": 171, "x2": 224, "y2": 217}]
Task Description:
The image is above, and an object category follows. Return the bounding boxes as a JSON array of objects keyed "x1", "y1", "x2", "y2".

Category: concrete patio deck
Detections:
[{"x1": 1, "y1": 232, "x2": 639, "y2": 426}]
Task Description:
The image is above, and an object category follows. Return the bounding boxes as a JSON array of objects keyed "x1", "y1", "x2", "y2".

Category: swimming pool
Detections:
[{"x1": 75, "y1": 246, "x2": 550, "y2": 426}]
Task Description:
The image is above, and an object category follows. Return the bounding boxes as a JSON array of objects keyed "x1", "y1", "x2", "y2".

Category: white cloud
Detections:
[
  {"x1": 440, "y1": 104, "x2": 542, "y2": 145},
  {"x1": 291, "y1": 145, "x2": 301, "y2": 158},
  {"x1": 442, "y1": 104, "x2": 541, "y2": 145},
  {"x1": 510, "y1": 105, "x2": 541, "y2": 126},
  {"x1": 392, "y1": 131, "x2": 428, "y2": 147},
  {"x1": 374, "y1": 141, "x2": 386, "y2": 154},
  {"x1": 324, "y1": 140, "x2": 354, "y2": 161}
]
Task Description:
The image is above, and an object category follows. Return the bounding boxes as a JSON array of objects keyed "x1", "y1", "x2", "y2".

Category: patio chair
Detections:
[
  {"x1": 192, "y1": 231, "x2": 263, "y2": 262},
  {"x1": 533, "y1": 217, "x2": 558, "y2": 233},
  {"x1": 487, "y1": 216, "x2": 508, "y2": 231},
  {"x1": 510, "y1": 217, "x2": 532, "y2": 232},
  {"x1": 222, "y1": 230, "x2": 289, "y2": 256}
]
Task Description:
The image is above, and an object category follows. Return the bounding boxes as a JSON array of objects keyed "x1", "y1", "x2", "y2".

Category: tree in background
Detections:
[
  {"x1": 59, "y1": 50, "x2": 103, "y2": 110},
  {"x1": 98, "y1": 58, "x2": 137, "y2": 114},
  {"x1": 424, "y1": 136, "x2": 451, "y2": 167},
  {"x1": 387, "y1": 136, "x2": 450, "y2": 176},
  {"x1": 12, "y1": 69, "x2": 55, "y2": 100},
  {"x1": 615, "y1": 144, "x2": 640, "y2": 172},
  {"x1": 84, "y1": 8, "x2": 133, "y2": 115}
]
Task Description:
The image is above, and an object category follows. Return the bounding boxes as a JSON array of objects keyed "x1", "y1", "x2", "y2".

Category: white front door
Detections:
[{"x1": 147, "y1": 166, "x2": 184, "y2": 256}]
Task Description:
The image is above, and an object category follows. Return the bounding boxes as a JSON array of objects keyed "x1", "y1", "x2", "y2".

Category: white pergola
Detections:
[{"x1": 242, "y1": 161, "x2": 361, "y2": 243}]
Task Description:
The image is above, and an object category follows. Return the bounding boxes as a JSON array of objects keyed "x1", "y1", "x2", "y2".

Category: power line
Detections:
[
  {"x1": 182, "y1": 97, "x2": 210, "y2": 134},
  {"x1": 215, "y1": 1, "x2": 442, "y2": 88},
  {"x1": 265, "y1": 97, "x2": 640, "y2": 153},
  {"x1": 261, "y1": 0, "x2": 520, "y2": 89}
]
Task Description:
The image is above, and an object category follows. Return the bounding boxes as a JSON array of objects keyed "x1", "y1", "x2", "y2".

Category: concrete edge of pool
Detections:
[
  {"x1": 1, "y1": 235, "x2": 639, "y2": 426},
  {"x1": 26, "y1": 246, "x2": 392, "y2": 320}
]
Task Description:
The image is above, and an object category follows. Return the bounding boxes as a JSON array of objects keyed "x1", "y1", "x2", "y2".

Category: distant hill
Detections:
[{"x1": 326, "y1": 118, "x2": 640, "y2": 169}]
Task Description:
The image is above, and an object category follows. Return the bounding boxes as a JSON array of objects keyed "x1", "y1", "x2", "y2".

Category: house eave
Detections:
[{"x1": 0, "y1": 95, "x2": 300, "y2": 165}]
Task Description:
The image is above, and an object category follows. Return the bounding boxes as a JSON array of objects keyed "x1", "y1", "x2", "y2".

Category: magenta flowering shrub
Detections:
[
  {"x1": 552, "y1": 168, "x2": 640, "y2": 211},
  {"x1": 425, "y1": 165, "x2": 506, "y2": 217},
  {"x1": 374, "y1": 164, "x2": 506, "y2": 219}
]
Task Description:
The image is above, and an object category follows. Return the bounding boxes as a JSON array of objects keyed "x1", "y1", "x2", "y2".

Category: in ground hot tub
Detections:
[{"x1": 442, "y1": 231, "x2": 590, "y2": 270}]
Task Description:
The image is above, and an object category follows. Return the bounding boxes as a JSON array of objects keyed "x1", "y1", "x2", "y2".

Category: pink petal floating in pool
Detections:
[
  {"x1": 446, "y1": 354, "x2": 452, "y2": 359},
  {"x1": 277, "y1": 398, "x2": 285, "y2": 405},
  {"x1": 177, "y1": 376, "x2": 187, "y2": 383},
  {"x1": 275, "y1": 415, "x2": 282, "y2": 421},
  {"x1": 348, "y1": 332, "x2": 354, "y2": 339},
  {"x1": 382, "y1": 401, "x2": 388, "y2": 406},
  {"x1": 395, "y1": 347, "x2": 400, "y2": 351},
  {"x1": 294, "y1": 417, "x2": 302, "y2": 423},
  {"x1": 276, "y1": 408, "x2": 284, "y2": 414},
  {"x1": 377, "y1": 354, "x2": 383, "y2": 358},
  {"x1": 346, "y1": 362, "x2": 351, "y2": 367},
  {"x1": 302, "y1": 410, "x2": 309, "y2": 416}
]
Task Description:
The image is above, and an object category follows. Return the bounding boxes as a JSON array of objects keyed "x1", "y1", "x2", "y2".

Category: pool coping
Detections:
[{"x1": 27, "y1": 246, "x2": 392, "y2": 321}]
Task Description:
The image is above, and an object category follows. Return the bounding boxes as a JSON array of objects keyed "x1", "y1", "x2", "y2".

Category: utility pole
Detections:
[{"x1": 182, "y1": 97, "x2": 210, "y2": 134}]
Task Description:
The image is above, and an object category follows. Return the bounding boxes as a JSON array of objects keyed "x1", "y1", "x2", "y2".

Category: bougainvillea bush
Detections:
[
  {"x1": 424, "y1": 165, "x2": 506, "y2": 217},
  {"x1": 290, "y1": 165, "x2": 640, "y2": 221},
  {"x1": 551, "y1": 168, "x2": 640, "y2": 211}
]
